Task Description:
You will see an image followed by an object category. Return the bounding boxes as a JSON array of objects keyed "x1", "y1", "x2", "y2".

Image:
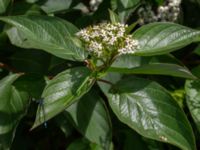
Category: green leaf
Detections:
[
  {"x1": 111, "y1": 0, "x2": 140, "y2": 22},
  {"x1": 109, "y1": 64, "x2": 195, "y2": 79},
  {"x1": 132, "y1": 22, "x2": 200, "y2": 56},
  {"x1": 9, "y1": 49, "x2": 51, "y2": 74},
  {"x1": 41, "y1": 0, "x2": 73, "y2": 14},
  {"x1": 0, "y1": 0, "x2": 10, "y2": 14},
  {"x1": 0, "y1": 15, "x2": 87, "y2": 61},
  {"x1": 0, "y1": 74, "x2": 30, "y2": 149},
  {"x1": 54, "y1": 113, "x2": 74, "y2": 138},
  {"x1": 112, "y1": 54, "x2": 184, "y2": 69},
  {"x1": 191, "y1": 65, "x2": 200, "y2": 78},
  {"x1": 66, "y1": 90, "x2": 112, "y2": 149},
  {"x1": 98, "y1": 72, "x2": 122, "y2": 95},
  {"x1": 119, "y1": 130, "x2": 149, "y2": 150},
  {"x1": 185, "y1": 79, "x2": 200, "y2": 132},
  {"x1": 126, "y1": 21, "x2": 138, "y2": 34},
  {"x1": 194, "y1": 44, "x2": 200, "y2": 56},
  {"x1": 109, "y1": 55, "x2": 196, "y2": 79},
  {"x1": 32, "y1": 67, "x2": 95, "y2": 129},
  {"x1": 13, "y1": 74, "x2": 46, "y2": 99},
  {"x1": 67, "y1": 138, "x2": 103, "y2": 150},
  {"x1": 26, "y1": 0, "x2": 38, "y2": 3},
  {"x1": 108, "y1": 9, "x2": 120, "y2": 23},
  {"x1": 107, "y1": 76, "x2": 196, "y2": 150}
]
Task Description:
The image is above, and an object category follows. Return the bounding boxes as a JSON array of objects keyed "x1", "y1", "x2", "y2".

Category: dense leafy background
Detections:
[{"x1": 0, "y1": 0, "x2": 200, "y2": 150}]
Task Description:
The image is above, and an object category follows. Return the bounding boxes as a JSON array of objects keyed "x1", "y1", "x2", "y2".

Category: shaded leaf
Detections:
[
  {"x1": 54, "y1": 113, "x2": 74, "y2": 138},
  {"x1": 9, "y1": 49, "x2": 51, "y2": 74},
  {"x1": 66, "y1": 90, "x2": 112, "y2": 149},
  {"x1": 0, "y1": 0, "x2": 10, "y2": 14},
  {"x1": 117, "y1": 129, "x2": 149, "y2": 150},
  {"x1": 67, "y1": 138, "x2": 103, "y2": 150},
  {"x1": 13, "y1": 74, "x2": 46, "y2": 99},
  {"x1": 0, "y1": 74, "x2": 30, "y2": 149}
]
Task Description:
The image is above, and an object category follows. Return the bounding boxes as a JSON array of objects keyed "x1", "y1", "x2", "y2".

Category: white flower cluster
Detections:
[
  {"x1": 89, "y1": 0, "x2": 103, "y2": 11},
  {"x1": 138, "y1": 0, "x2": 182, "y2": 25},
  {"x1": 76, "y1": 23, "x2": 139, "y2": 58}
]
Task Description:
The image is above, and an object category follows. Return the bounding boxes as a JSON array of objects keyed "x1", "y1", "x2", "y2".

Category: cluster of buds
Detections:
[
  {"x1": 137, "y1": 5, "x2": 157, "y2": 24},
  {"x1": 138, "y1": 0, "x2": 182, "y2": 25},
  {"x1": 76, "y1": 23, "x2": 139, "y2": 59},
  {"x1": 89, "y1": 0, "x2": 103, "y2": 11}
]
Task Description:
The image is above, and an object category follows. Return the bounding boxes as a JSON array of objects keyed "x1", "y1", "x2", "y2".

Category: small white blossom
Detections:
[
  {"x1": 119, "y1": 36, "x2": 139, "y2": 55},
  {"x1": 89, "y1": 0, "x2": 103, "y2": 11},
  {"x1": 76, "y1": 23, "x2": 139, "y2": 58},
  {"x1": 138, "y1": 0, "x2": 182, "y2": 25}
]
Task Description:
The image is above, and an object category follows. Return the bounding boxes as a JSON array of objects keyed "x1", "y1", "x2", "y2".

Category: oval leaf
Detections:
[
  {"x1": 109, "y1": 63, "x2": 195, "y2": 79},
  {"x1": 109, "y1": 55, "x2": 196, "y2": 79},
  {"x1": 132, "y1": 22, "x2": 200, "y2": 56},
  {"x1": 185, "y1": 79, "x2": 200, "y2": 132},
  {"x1": 107, "y1": 76, "x2": 196, "y2": 150},
  {"x1": 0, "y1": 74, "x2": 29, "y2": 149},
  {"x1": 32, "y1": 67, "x2": 95, "y2": 129},
  {"x1": 0, "y1": 15, "x2": 87, "y2": 61},
  {"x1": 66, "y1": 90, "x2": 112, "y2": 149}
]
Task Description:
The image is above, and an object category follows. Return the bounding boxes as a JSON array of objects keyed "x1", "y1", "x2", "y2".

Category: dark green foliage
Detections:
[{"x1": 0, "y1": 0, "x2": 200, "y2": 150}]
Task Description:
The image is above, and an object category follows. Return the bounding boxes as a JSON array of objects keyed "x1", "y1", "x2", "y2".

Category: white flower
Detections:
[
  {"x1": 76, "y1": 22, "x2": 139, "y2": 58},
  {"x1": 118, "y1": 36, "x2": 139, "y2": 55},
  {"x1": 138, "y1": 0, "x2": 182, "y2": 24},
  {"x1": 90, "y1": 0, "x2": 103, "y2": 11}
]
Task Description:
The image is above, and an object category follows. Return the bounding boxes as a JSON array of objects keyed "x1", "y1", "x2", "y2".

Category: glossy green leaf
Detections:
[
  {"x1": 185, "y1": 79, "x2": 200, "y2": 132},
  {"x1": 0, "y1": 74, "x2": 29, "y2": 149},
  {"x1": 109, "y1": 55, "x2": 195, "y2": 79},
  {"x1": 0, "y1": 15, "x2": 87, "y2": 61},
  {"x1": 66, "y1": 90, "x2": 112, "y2": 149},
  {"x1": 132, "y1": 22, "x2": 200, "y2": 56},
  {"x1": 107, "y1": 76, "x2": 196, "y2": 150},
  {"x1": 0, "y1": 0, "x2": 10, "y2": 14},
  {"x1": 32, "y1": 67, "x2": 95, "y2": 129}
]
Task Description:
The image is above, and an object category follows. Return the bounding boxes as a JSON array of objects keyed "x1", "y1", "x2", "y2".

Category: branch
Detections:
[{"x1": 97, "y1": 79, "x2": 114, "y2": 86}]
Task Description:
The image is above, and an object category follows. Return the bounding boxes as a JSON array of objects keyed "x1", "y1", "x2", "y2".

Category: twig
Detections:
[
  {"x1": 0, "y1": 62, "x2": 18, "y2": 72},
  {"x1": 97, "y1": 79, "x2": 114, "y2": 86}
]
